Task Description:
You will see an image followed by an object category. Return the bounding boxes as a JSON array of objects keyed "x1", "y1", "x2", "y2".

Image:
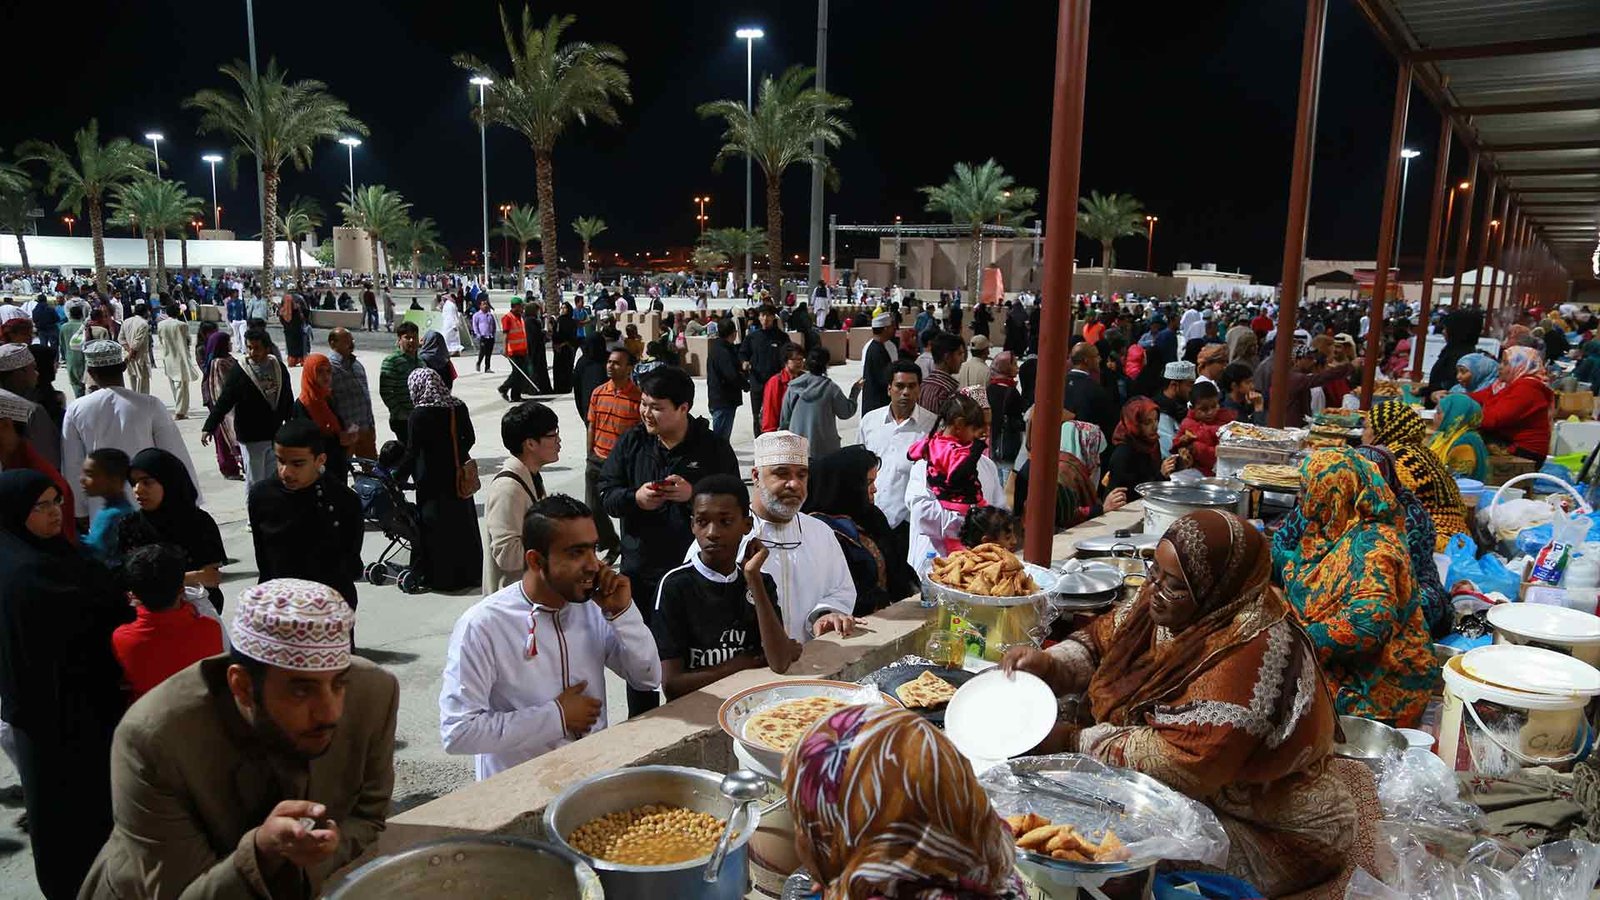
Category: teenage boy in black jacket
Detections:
[
  {"x1": 739, "y1": 305, "x2": 788, "y2": 438},
  {"x1": 705, "y1": 319, "x2": 745, "y2": 441}
]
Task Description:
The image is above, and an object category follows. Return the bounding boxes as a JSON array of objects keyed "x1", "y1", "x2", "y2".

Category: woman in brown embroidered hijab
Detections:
[{"x1": 1004, "y1": 509, "x2": 1354, "y2": 894}]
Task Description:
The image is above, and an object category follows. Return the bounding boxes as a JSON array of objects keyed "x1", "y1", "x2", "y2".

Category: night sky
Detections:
[{"x1": 4, "y1": 1, "x2": 1464, "y2": 284}]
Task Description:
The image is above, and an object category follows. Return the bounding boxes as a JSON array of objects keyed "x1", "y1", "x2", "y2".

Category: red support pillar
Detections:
[
  {"x1": 1021, "y1": 0, "x2": 1091, "y2": 566},
  {"x1": 1268, "y1": 0, "x2": 1329, "y2": 428},
  {"x1": 1470, "y1": 178, "x2": 1500, "y2": 307},
  {"x1": 1410, "y1": 123, "x2": 1453, "y2": 379},
  {"x1": 1361, "y1": 59, "x2": 1412, "y2": 409},
  {"x1": 1448, "y1": 151, "x2": 1480, "y2": 309}
]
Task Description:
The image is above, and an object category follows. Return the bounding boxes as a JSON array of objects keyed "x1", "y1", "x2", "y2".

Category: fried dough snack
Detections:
[
  {"x1": 1002, "y1": 814, "x2": 1131, "y2": 864},
  {"x1": 928, "y1": 543, "x2": 1039, "y2": 597}
]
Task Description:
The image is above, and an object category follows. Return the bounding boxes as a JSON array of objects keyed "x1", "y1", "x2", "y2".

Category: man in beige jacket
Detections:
[
  {"x1": 481, "y1": 400, "x2": 561, "y2": 593},
  {"x1": 79, "y1": 579, "x2": 398, "y2": 900}
]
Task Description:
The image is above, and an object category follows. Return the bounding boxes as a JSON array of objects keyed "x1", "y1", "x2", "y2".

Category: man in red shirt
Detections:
[
  {"x1": 586, "y1": 347, "x2": 642, "y2": 562},
  {"x1": 761, "y1": 343, "x2": 805, "y2": 433},
  {"x1": 111, "y1": 544, "x2": 224, "y2": 702},
  {"x1": 1250, "y1": 308, "x2": 1273, "y2": 339},
  {"x1": 498, "y1": 298, "x2": 532, "y2": 401}
]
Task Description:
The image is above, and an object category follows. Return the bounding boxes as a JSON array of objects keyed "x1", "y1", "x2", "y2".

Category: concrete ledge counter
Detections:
[{"x1": 352, "y1": 501, "x2": 1149, "y2": 868}]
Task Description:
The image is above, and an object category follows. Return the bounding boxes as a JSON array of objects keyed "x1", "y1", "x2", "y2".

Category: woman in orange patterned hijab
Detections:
[{"x1": 783, "y1": 704, "x2": 1026, "y2": 900}]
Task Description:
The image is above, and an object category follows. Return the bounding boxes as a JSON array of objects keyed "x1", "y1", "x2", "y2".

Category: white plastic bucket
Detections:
[
  {"x1": 1437, "y1": 646, "x2": 1599, "y2": 775},
  {"x1": 1487, "y1": 603, "x2": 1600, "y2": 668}
]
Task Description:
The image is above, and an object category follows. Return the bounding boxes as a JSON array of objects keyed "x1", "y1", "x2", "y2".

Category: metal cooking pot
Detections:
[
  {"x1": 1137, "y1": 482, "x2": 1242, "y2": 537},
  {"x1": 1050, "y1": 560, "x2": 1122, "y2": 611},
  {"x1": 1332, "y1": 715, "x2": 1407, "y2": 773},
  {"x1": 323, "y1": 836, "x2": 603, "y2": 899},
  {"x1": 1194, "y1": 477, "x2": 1251, "y2": 517},
  {"x1": 1072, "y1": 531, "x2": 1158, "y2": 559},
  {"x1": 545, "y1": 765, "x2": 760, "y2": 900}
]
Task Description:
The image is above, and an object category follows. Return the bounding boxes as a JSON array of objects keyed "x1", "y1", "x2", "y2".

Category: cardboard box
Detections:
[{"x1": 1556, "y1": 390, "x2": 1596, "y2": 420}]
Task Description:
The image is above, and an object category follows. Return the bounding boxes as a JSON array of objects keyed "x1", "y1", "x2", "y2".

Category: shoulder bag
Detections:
[{"x1": 450, "y1": 404, "x2": 480, "y2": 498}]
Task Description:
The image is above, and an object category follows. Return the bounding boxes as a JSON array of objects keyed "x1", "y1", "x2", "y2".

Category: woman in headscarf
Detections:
[
  {"x1": 1103, "y1": 397, "x2": 1175, "y2": 500},
  {"x1": 0, "y1": 471, "x2": 130, "y2": 899},
  {"x1": 1469, "y1": 345, "x2": 1553, "y2": 461},
  {"x1": 1366, "y1": 400, "x2": 1470, "y2": 549},
  {"x1": 1226, "y1": 325, "x2": 1259, "y2": 367},
  {"x1": 803, "y1": 446, "x2": 916, "y2": 615},
  {"x1": 200, "y1": 330, "x2": 242, "y2": 480},
  {"x1": 985, "y1": 351, "x2": 1026, "y2": 468},
  {"x1": 0, "y1": 394, "x2": 76, "y2": 543},
  {"x1": 193, "y1": 319, "x2": 218, "y2": 375},
  {"x1": 1272, "y1": 449, "x2": 1437, "y2": 726},
  {"x1": 1452, "y1": 351, "x2": 1500, "y2": 396},
  {"x1": 292, "y1": 353, "x2": 352, "y2": 486},
  {"x1": 1430, "y1": 393, "x2": 1490, "y2": 482},
  {"x1": 1354, "y1": 446, "x2": 1451, "y2": 637},
  {"x1": 1005, "y1": 510, "x2": 1353, "y2": 894},
  {"x1": 119, "y1": 448, "x2": 227, "y2": 612},
  {"x1": 784, "y1": 703, "x2": 1029, "y2": 900},
  {"x1": 278, "y1": 292, "x2": 309, "y2": 366},
  {"x1": 552, "y1": 302, "x2": 579, "y2": 394},
  {"x1": 419, "y1": 330, "x2": 456, "y2": 388},
  {"x1": 397, "y1": 368, "x2": 482, "y2": 591}
]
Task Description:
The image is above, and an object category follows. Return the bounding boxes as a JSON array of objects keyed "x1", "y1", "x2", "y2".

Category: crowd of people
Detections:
[{"x1": 0, "y1": 258, "x2": 1594, "y2": 899}]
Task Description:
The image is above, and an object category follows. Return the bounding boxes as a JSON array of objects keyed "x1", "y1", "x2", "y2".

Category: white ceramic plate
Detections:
[{"x1": 943, "y1": 669, "x2": 1056, "y2": 764}]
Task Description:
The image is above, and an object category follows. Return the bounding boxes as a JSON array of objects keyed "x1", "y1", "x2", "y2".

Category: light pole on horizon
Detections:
[
  {"x1": 144, "y1": 132, "x2": 163, "y2": 174},
  {"x1": 736, "y1": 26, "x2": 764, "y2": 293},
  {"x1": 471, "y1": 75, "x2": 494, "y2": 290},
  {"x1": 695, "y1": 196, "x2": 710, "y2": 235},
  {"x1": 1145, "y1": 215, "x2": 1158, "y2": 273},
  {"x1": 202, "y1": 154, "x2": 224, "y2": 233},
  {"x1": 1395, "y1": 148, "x2": 1420, "y2": 264},
  {"x1": 63, "y1": 215, "x2": 74, "y2": 237},
  {"x1": 498, "y1": 203, "x2": 512, "y2": 277},
  {"x1": 338, "y1": 137, "x2": 361, "y2": 202}
]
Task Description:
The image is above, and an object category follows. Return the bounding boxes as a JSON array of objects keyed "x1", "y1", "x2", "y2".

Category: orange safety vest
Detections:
[{"x1": 501, "y1": 312, "x2": 528, "y2": 356}]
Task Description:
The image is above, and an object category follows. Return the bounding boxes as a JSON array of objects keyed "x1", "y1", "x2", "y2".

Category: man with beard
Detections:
[
  {"x1": 746, "y1": 431, "x2": 863, "y2": 643},
  {"x1": 81, "y1": 579, "x2": 398, "y2": 899},
  {"x1": 440, "y1": 495, "x2": 661, "y2": 779},
  {"x1": 860, "y1": 361, "x2": 937, "y2": 561},
  {"x1": 597, "y1": 366, "x2": 738, "y2": 715}
]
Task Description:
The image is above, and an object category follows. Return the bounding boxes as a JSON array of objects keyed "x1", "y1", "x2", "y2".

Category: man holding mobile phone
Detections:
[{"x1": 597, "y1": 366, "x2": 739, "y2": 716}]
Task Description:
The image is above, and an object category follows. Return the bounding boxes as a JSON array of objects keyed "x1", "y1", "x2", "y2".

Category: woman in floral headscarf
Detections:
[
  {"x1": 1367, "y1": 400, "x2": 1470, "y2": 549},
  {"x1": 785, "y1": 703, "x2": 1029, "y2": 900},
  {"x1": 1470, "y1": 345, "x2": 1553, "y2": 460},
  {"x1": 1272, "y1": 449, "x2": 1438, "y2": 726},
  {"x1": 1429, "y1": 392, "x2": 1490, "y2": 482},
  {"x1": 1356, "y1": 445, "x2": 1452, "y2": 638},
  {"x1": 1004, "y1": 509, "x2": 1351, "y2": 894},
  {"x1": 1104, "y1": 397, "x2": 1177, "y2": 500}
]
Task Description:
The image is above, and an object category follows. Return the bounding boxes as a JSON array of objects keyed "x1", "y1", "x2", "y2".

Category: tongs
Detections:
[{"x1": 1013, "y1": 773, "x2": 1126, "y2": 814}]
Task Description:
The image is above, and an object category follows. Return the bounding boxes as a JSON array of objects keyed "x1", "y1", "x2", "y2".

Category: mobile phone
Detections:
[{"x1": 648, "y1": 480, "x2": 671, "y2": 492}]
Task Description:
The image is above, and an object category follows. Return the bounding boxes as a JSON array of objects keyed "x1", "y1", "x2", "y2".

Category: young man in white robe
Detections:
[{"x1": 440, "y1": 494, "x2": 660, "y2": 780}]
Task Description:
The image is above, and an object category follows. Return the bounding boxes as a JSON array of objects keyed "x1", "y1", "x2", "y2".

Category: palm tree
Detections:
[
  {"x1": 496, "y1": 204, "x2": 541, "y2": 281},
  {"x1": 185, "y1": 59, "x2": 365, "y2": 289},
  {"x1": 698, "y1": 65, "x2": 852, "y2": 291},
  {"x1": 0, "y1": 158, "x2": 34, "y2": 275},
  {"x1": 690, "y1": 244, "x2": 728, "y2": 279},
  {"x1": 920, "y1": 159, "x2": 1037, "y2": 309},
  {"x1": 154, "y1": 180, "x2": 204, "y2": 284},
  {"x1": 570, "y1": 216, "x2": 607, "y2": 279},
  {"x1": 1076, "y1": 190, "x2": 1147, "y2": 301},
  {"x1": 108, "y1": 178, "x2": 162, "y2": 286},
  {"x1": 338, "y1": 185, "x2": 412, "y2": 287},
  {"x1": 17, "y1": 120, "x2": 152, "y2": 297},
  {"x1": 277, "y1": 196, "x2": 324, "y2": 289},
  {"x1": 703, "y1": 226, "x2": 768, "y2": 267},
  {"x1": 391, "y1": 216, "x2": 443, "y2": 277},
  {"x1": 455, "y1": 7, "x2": 631, "y2": 305}
]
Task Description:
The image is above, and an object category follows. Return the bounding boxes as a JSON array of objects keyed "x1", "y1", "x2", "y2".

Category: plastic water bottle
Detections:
[{"x1": 920, "y1": 552, "x2": 939, "y2": 608}]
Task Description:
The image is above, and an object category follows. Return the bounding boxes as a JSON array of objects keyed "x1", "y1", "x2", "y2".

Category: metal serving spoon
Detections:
[{"x1": 703, "y1": 769, "x2": 769, "y2": 883}]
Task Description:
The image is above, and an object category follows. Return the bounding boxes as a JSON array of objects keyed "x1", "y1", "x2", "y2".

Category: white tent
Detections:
[
  {"x1": 0, "y1": 235, "x2": 316, "y2": 271},
  {"x1": 1430, "y1": 265, "x2": 1508, "y2": 306}
]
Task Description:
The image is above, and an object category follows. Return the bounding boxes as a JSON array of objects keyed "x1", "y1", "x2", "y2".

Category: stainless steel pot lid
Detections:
[
  {"x1": 1137, "y1": 481, "x2": 1241, "y2": 507},
  {"x1": 1051, "y1": 561, "x2": 1123, "y2": 596},
  {"x1": 1073, "y1": 531, "x2": 1159, "y2": 555}
]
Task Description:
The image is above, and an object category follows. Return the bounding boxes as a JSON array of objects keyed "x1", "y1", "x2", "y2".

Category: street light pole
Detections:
[
  {"x1": 244, "y1": 0, "x2": 265, "y2": 238},
  {"x1": 736, "y1": 27, "x2": 764, "y2": 294},
  {"x1": 806, "y1": 0, "x2": 829, "y2": 294},
  {"x1": 471, "y1": 76, "x2": 494, "y2": 291},
  {"x1": 145, "y1": 133, "x2": 164, "y2": 174},
  {"x1": 202, "y1": 154, "x2": 224, "y2": 233},
  {"x1": 1144, "y1": 215, "x2": 1158, "y2": 272},
  {"x1": 695, "y1": 196, "x2": 710, "y2": 234},
  {"x1": 1395, "y1": 148, "x2": 1420, "y2": 264},
  {"x1": 338, "y1": 137, "x2": 361, "y2": 200}
]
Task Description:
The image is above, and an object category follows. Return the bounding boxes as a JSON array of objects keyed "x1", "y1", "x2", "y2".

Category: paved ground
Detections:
[{"x1": 0, "y1": 294, "x2": 867, "y2": 898}]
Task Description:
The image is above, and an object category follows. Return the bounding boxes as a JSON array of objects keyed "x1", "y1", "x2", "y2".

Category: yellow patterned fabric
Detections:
[{"x1": 1370, "y1": 400, "x2": 1469, "y2": 550}]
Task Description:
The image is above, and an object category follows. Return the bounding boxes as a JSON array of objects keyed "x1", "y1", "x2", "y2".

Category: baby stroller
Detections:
[{"x1": 351, "y1": 457, "x2": 426, "y2": 594}]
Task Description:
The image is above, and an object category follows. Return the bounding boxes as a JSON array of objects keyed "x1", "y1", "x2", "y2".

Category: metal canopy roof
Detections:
[{"x1": 1356, "y1": 0, "x2": 1600, "y2": 282}]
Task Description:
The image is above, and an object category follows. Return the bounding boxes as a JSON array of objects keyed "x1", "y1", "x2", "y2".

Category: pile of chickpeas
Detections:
[{"x1": 567, "y1": 803, "x2": 725, "y2": 866}]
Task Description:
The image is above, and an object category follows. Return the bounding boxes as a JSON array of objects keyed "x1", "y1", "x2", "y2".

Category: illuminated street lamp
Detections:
[
  {"x1": 202, "y1": 153, "x2": 224, "y2": 231},
  {"x1": 1394, "y1": 148, "x2": 1421, "y2": 262},
  {"x1": 694, "y1": 196, "x2": 710, "y2": 234},
  {"x1": 470, "y1": 75, "x2": 494, "y2": 288},
  {"x1": 338, "y1": 137, "x2": 362, "y2": 200},
  {"x1": 144, "y1": 132, "x2": 164, "y2": 173},
  {"x1": 735, "y1": 26, "x2": 764, "y2": 288},
  {"x1": 62, "y1": 215, "x2": 75, "y2": 237},
  {"x1": 1145, "y1": 215, "x2": 1159, "y2": 272}
]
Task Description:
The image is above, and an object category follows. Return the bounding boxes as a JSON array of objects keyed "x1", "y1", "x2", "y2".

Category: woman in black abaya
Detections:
[
  {"x1": 0, "y1": 471, "x2": 130, "y2": 899},
  {"x1": 398, "y1": 367, "x2": 483, "y2": 591},
  {"x1": 119, "y1": 448, "x2": 228, "y2": 613}
]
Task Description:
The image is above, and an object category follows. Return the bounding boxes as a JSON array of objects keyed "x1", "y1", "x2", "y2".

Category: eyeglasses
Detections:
[{"x1": 32, "y1": 496, "x2": 64, "y2": 512}]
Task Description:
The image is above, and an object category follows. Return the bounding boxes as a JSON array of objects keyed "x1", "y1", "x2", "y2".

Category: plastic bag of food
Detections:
[
  {"x1": 980, "y1": 754, "x2": 1229, "y2": 870},
  {"x1": 1377, "y1": 749, "x2": 1484, "y2": 833},
  {"x1": 1445, "y1": 535, "x2": 1521, "y2": 599},
  {"x1": 1489, "y1": 498, "x2": 1556, "y2": 538}
]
